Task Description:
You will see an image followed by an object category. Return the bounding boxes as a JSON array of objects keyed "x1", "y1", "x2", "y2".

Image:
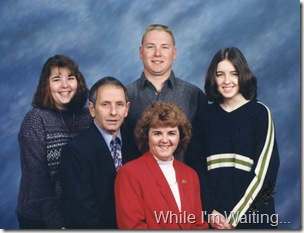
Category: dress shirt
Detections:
[{"x1": 94, "y1": 121, "x2": 122, "y2": 150}]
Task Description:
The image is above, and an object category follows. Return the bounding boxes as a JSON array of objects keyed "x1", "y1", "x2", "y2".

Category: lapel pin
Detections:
[{"x1": 182, "y1": 179, "x2": 187, "y2": 184}]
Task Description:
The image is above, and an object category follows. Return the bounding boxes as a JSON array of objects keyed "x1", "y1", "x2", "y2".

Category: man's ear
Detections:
[
  {"x1": 125, "y1": 101, "x2": 131, "y2": 117},
  {"x1": 88, "y1": 102, "x2": 95, "y2": 118}
]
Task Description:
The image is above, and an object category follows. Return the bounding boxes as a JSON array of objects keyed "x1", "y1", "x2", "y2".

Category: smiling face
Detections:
[
  {"x1": 49, "y1": 66, "x2": 78, "y2": 110},
  {"x1": 148, "y1": 126, "x2": 180, "y2": 161},
  {"x1": 140, "y1": 29, "x2": 176, "y2": 79},
  {"x1": 89, "y1": 85, "x2": 130, "y2": 137},
  {"x1": 215, "y1": 59, "x2": 243, "y2": 101}
]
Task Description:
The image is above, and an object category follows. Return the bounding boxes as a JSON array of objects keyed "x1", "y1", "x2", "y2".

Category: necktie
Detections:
[{"x1": 110, "y1": 137, "x2": 122, "y2": 171}]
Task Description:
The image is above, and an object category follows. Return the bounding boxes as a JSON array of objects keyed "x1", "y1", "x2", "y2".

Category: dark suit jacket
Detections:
[{"x1": 59, "y1": 122, "x2": 140, "y2": 229}]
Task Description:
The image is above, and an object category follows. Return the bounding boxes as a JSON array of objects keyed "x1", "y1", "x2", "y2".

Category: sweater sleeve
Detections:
[
  {"x1": 18, "y1": 110, "x2": 65, "y2": 228},
  {"x1": 228, "y1": 103, "x2": 280, "y2": 227}
]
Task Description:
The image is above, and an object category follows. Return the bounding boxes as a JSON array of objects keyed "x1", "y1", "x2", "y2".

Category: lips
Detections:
[
  {"x1": 222, "y1": 86, "x2": 234, "y2": 92},
  {"x1": 159, "y1": 145, "x2": 171, "y2": 150},
  {"x1": 152, "y1": 60, "x2": 163, "y2": 64},
  {"x1": 59, "y1": 91, "x2": 71, "y2": 96},
  {"x1": 106, "y1": 119, "x2": 119, "y2": 124}
]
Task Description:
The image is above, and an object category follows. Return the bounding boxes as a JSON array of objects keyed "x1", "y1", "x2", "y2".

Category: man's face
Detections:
[
  {"x1": 89, "y1": 85, "x2": 130, "y2": 137},
  {"x1": 140, "y1": 30, "x2": 176, "y2": 79}
]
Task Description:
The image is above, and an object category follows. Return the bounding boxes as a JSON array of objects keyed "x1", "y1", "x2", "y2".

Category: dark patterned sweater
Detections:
[{"x1": 16, "y1": 107, "x2": 92, "y2": 228}]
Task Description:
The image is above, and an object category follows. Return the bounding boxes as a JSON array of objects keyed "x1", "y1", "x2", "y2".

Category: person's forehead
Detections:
[{"x1": 144, "y1": 30, "x2": 174, "y2": 43}]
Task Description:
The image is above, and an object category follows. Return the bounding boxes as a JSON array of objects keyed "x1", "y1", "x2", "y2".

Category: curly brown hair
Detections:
[
  {"x1": 134, "y1": 101, "x2": 192, "y2": 154},
  {"x1": 32, "y1": 54, "x2": 88, "y2": 111}
]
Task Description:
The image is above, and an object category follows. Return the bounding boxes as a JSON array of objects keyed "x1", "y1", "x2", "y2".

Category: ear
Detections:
[
  {"x1": 139, "y1": 46, "x2": 143, "y2": 60},
  {"x1": 88, "y1": 102, "x2": 96, "y2": 118},
  {"x1": 124, "y1": 101, "x2": 131, "y2": 117},
  {"x1": 173, "y1": 47, "x2": 177, "y2": 60}
]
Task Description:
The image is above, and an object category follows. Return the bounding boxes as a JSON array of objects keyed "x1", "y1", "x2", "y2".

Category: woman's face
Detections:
[
  {"x1": 148, "y1": 126, "x2": 180, "y2": 161},
  {"x1": 215, "y1": 59, "x2": 241, "y2": 101},
  {"x1": 49, "y1": 66, "x2": 78, "y2": 110}
]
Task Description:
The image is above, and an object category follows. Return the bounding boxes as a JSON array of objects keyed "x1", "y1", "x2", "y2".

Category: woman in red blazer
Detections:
[{"x1": 114, "y1": 102, "x2": 209, "y2": 229}]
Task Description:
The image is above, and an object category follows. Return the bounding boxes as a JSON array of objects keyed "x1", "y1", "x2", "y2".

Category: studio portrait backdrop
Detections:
[{"x1": 0, "y1": 0, "x2": 300, "y2": 229}]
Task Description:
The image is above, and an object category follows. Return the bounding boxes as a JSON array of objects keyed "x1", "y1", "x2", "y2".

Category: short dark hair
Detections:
[
  {"x1": 32, "y1": 54, "x2": 88, "y2": 111},
  {"x1": 134, "y1": 101, "x2": 191, "y2": 154},
  {"x1": 204, "y1": 47, "x2": 257, "y2": 103},
  {"x1": 89, "y1": 76, "x2": 129, "y2": 105}
]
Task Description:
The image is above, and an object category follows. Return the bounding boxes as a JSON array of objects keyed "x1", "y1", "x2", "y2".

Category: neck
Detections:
[
  {"x1": 144, "y1": 72, "x2": 171, "y2": 92},
  {"x1": 220, "y1": 95, "x2": 249, "y2": 112}
]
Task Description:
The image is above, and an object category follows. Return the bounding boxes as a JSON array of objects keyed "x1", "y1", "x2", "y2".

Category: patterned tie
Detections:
[{"x1": 110, "y1": 137, "x2": 122, "y2": 171}]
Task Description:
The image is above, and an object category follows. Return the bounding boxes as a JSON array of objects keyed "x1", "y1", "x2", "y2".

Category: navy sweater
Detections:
[
  {"x1": 187, "y1": 100, "x2": 280, "y2": 229},
  {"x1": 16, "y1": 107, "x2": 92, "y2": 228}
]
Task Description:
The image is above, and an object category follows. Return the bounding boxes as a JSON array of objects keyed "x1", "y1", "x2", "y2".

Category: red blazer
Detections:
[{"x1": 114, "y1": 151, "x2": 209, "y2": 229}]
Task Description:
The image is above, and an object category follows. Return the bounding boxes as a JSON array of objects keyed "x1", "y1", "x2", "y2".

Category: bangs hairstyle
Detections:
[
  {"x1": 204, "y1": 47, "x2": 257, "y2": 103},
  {"x1": 32, "y1": 54, "x2": 88, "y2": 111},
  {"x1": 134, "y1": 102, "x2": 191, "y2": 154}
]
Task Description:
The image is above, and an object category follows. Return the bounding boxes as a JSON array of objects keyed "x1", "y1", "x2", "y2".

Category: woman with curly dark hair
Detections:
[
  {"x1": 16, "y1": 55, "x2": 92, "y2": 229},
  {"x1": 114, "y1": 101, "x2": 208, "y2": 229}
]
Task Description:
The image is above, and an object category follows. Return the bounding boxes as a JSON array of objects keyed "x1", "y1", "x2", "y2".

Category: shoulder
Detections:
[
  {"x1": 19, "y1": 108, "x2": 59, "y2": 140},
  {"x1": 174, "y1": 77, "x2": 203, "y2": 93},
  {"x1": 75, "y1": 107, "x2": 92, "y2": 124},
  {"x1": 62, "y1": 124, "x2": 100, "y2": 162},
  {"x1": 122, "y1": 154, "x2": 145, "y2": 169},
  {"x1": 201, "y1": 102, "x2": 219, "y2": 115},
  {"x1": 126, "y1": 78, "x2": 141, "y2": 90},
  {"x1": 255, "y1": 100, "x2": 272, "y2": 113},
  {"x1": 23, "y1": 107, "x2": 51, "y2": 120},
  {"x1": 20, "y1": 108, "x2": 53, "y2": 130},
  {"x1": 247, "y1": 100, "x2": 272, "y2": 118},
  {"x1": 77, "y1": 107, "x2": 91, "y2": 116},
  {"x1": 126, "y1": 78, "x2": 139, "y2": 87},
  {"x1": 68, "y1": 123, "x2": 96, "y2": 145},
  {"x1": 118, "y1": 153, "x2": 146, "y2": 174},
  {"x1": 174, "y1": 159, "x2": 197, "y2": 175},
  {"x1": 126, "y1": 79, "x2": 142, "y2": 99}
]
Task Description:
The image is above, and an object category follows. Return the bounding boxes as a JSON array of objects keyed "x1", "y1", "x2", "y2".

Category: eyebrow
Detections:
[
  {"x1": 145, "y1": 42, "x2": 171, "y2": 46},
  {"x1": 216, "y1": 70, "x2": 237, "y2": 73},
  {"x1": 50, "y1": 75, "x2": 60, "y2": 79}
]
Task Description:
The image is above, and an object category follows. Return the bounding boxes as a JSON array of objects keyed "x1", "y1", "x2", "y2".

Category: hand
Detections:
[{"x1": 209, "y1": 210, "x2": 235, "y2": 229}]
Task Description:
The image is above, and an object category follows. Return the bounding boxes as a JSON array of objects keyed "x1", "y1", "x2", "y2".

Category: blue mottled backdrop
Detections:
[{"x1": 0, "y1": 0, "x2": 300, "y2": 229}]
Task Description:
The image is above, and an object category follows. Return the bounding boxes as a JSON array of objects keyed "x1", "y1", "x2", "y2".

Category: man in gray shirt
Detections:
[{"x1": 126, "y1": 24, "x2": 208, "y2": 162}]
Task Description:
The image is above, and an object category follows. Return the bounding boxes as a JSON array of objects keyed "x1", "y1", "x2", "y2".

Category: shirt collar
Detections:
[
  {"x1": 139, "y1": 71, "x2": 176, "y2": 90},
  {"x1": 94, "y1": 121, "x2": 122, "y2": 150}
]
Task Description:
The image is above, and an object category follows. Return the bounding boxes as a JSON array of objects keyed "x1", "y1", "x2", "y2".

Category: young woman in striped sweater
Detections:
[{"x1": 187, "y1": 47, "x2": 280, "y2": 229}]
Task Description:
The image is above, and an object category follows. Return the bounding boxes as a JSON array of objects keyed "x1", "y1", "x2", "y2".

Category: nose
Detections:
[
  {"x1": 154, "y1": 47, "x2": 161, "y2": 57},
  {"x1": 224, "y1": 75, "x2": 231, "y2": 84},
  {"x1": 110, "y1": 105, "x2": 117, "y2": 115},
  {"x1": 61, "y1": 77, "x2": 69, "y2": 88},
  {"x1": 160, "y1": 134, "x2": 169, "y2": 143}
]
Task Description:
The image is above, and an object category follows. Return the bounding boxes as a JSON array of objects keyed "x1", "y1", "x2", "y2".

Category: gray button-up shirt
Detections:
[{"x1": 125, "y1": 71, "x2": 208, "y2": 160}]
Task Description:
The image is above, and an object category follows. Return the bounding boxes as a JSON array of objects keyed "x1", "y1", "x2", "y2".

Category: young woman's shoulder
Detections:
[
  {"x1": 21, "y1": 107, "x2": 53, "y2": 125},
  {"x1": 249, "y1": 100, "x2": 273, "y2": 116},
  {"x1": 19, "y1": 108, "x2": 53, "y2": 138}
]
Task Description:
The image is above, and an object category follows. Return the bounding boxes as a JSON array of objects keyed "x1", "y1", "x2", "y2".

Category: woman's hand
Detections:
[{"x1": 209, "y1": 209, "x2": 235, "y2": 229}]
